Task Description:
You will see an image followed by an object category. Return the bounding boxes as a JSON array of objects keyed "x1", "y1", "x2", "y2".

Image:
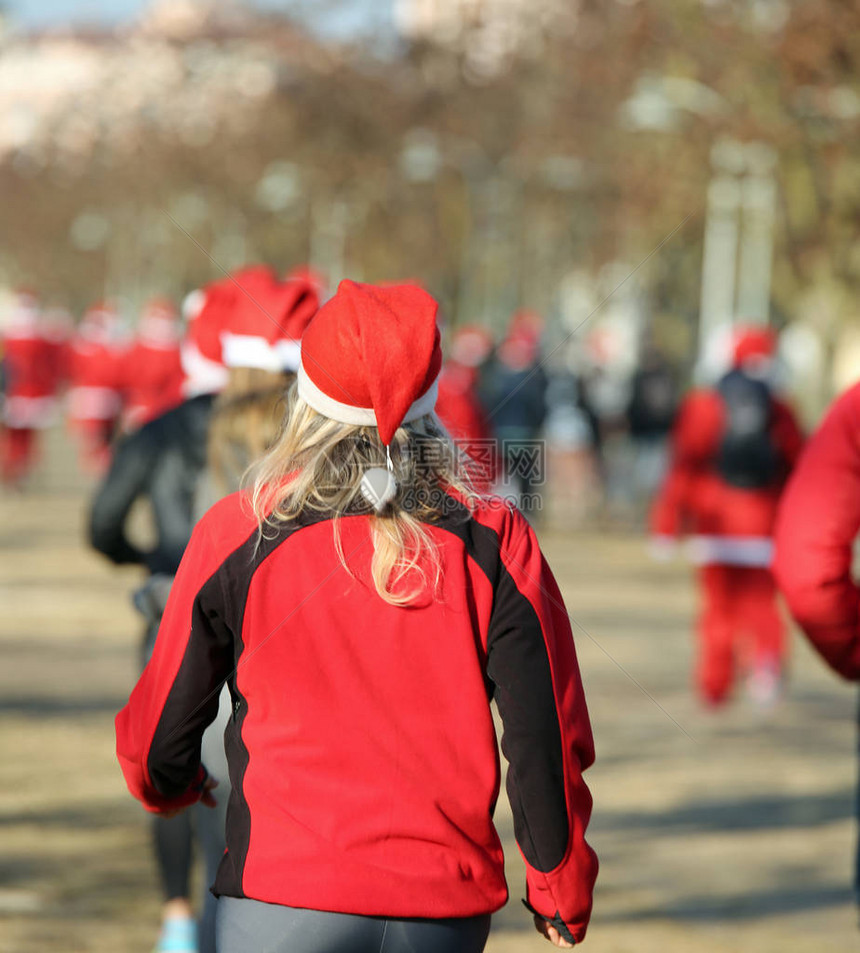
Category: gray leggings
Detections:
[{"x1": 216, "y1": 897, "x2": 492, "y2": 953}]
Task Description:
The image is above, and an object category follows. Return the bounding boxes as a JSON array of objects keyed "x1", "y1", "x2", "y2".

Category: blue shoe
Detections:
[{"x1": 154, "y1": 917, "x2": 198, "y2": 953}]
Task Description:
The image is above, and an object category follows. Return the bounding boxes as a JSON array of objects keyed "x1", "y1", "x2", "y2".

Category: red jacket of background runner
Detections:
[
  {"x1": 67, "y1": 337, "x2": 123, "y2": 423},
  {"x1": 773, "y1": 382, "x2": 860, "y2": 680},
  {"x1": 2, "y1": 328, "x2": 58, "y2": 428},
  {"x1": 118, "y1": 339, "x2": 184, "y2": 430}
]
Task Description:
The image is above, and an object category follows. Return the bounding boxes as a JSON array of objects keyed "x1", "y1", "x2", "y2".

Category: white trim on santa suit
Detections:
[{"x1": 688, "y1": 535, "x2": 774, "y2": 568}]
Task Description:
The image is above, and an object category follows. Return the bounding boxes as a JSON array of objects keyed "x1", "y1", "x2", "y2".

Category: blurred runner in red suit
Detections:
[
  {"x1": 1, "y1": 291, "x2": 58, "y2": 487},
  {"x1": 650, "y1": 326, "x2": 804, "y2": 707},
  {"x1": 436, "y1": 324, "x2": 497, "y2": 490},
  {"x1": 67, "y1": 301, "x2": 123, "y2": 475},
  {"x1": 42, "y1": 306, "x2": 74, "y2": 398},
  {"x1": 118, "y1": 298, "x2": 184, "y2": 433}
]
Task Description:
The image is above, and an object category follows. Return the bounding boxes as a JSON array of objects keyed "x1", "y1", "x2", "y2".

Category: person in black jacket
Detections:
[
  {"x1": 89, "y1": 267, "x2": 320, "y2": 953},
  {"x1": 483, "y1": 318, "x2": 548, "y2": 514},
  {"x1": 91, "y1": 395, "x2": 221, "y2": 953},
  {"x1": 90, "y1": 392, "x2": 214, "y2": 579}
]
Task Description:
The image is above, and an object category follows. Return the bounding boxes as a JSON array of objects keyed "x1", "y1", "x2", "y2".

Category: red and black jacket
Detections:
[{"x1": 116, "y1": 491, "x2": 598, "y2": 942}]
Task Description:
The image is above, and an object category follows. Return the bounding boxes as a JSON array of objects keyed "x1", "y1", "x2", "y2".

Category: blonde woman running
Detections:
[{"x1": 116, "y1": 280, "x2": 598, "y2": 952}]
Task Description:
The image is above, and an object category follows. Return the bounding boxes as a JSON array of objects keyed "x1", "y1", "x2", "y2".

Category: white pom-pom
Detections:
[{"x1": 360, "y1": 467, "x2": 397, "y2": 512}]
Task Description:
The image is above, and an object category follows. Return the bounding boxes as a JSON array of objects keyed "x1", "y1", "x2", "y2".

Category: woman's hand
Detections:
[
  {"x1": 199, "y1": 775, "x2": 219, "y2": 809},
  {"x1": 157, "y1": 776, "x2": 219, "y2": 818},
  {"x1": 533, "y1": 915, "x2": 575, "y2": 948}
]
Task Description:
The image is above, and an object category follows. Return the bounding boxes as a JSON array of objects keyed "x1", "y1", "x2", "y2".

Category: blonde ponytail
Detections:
[{"x1": 250, "y1": 383, "x2": 479, "y2": 606}]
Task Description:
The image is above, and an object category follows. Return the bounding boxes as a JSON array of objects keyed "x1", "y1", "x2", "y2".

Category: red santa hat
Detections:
[
  {"x1": 181, "y1": 278, "x2": 233, "y2": 396},
  {"x1": 221, "y1": 273, "x2": 319, "y2": 371},
  {"x1": 732, "y1": 325, "x2": 777, "y2": 367},
  {"x1": 182, "y1": 266, "x2": 320, "y2": 396},
  {"x1": 286, "y1": 264, "x2": 328, "y2": 299},
  {"x1": 297, "y1": 279, "x2": 442, "y2": 446}
]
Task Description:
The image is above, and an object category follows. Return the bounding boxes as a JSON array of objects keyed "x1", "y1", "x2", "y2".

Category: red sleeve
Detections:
[
  {"x1": 773, "y1": 384, "x2": 860, "y2": 680},
  {"x1": 487, "y1": 510, "x2": 598, "y2": 943},
  {"x1": 115, "y1": 512, "x2": 238, "y2": 812},
  {"x1": 650, "y1": 391, "x2": 722, "y2": 537}
]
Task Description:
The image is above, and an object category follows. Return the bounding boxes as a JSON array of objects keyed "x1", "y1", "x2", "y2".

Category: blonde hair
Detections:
[
  {"x1": 208, "y1": 367, "x2": 293, "y2": 497},
  {"x1": 250, "y1": 382, "x2": 479, "y2": 606}
]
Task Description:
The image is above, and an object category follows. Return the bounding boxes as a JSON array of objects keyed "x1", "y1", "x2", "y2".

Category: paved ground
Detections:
[{"x1": 0, "y1": 428, "x2": 857, "y2": 952}]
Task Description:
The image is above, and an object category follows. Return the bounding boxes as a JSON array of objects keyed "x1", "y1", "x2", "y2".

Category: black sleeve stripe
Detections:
[
  {"x1": 147, "y1": 509, "x2": 329, "y2": 897},
  {"x1": 487, "y1": 548, "x2": 568, "y2": 873},
  {"x1": 432, "y1": 503, "x2": 501, "y2": 698},
  {"x1": 146, "y1": 591, "x2": 234, "y2": 799},
  {"x1": 435, "y1": 505, "x2": 569, "y2": 874}
]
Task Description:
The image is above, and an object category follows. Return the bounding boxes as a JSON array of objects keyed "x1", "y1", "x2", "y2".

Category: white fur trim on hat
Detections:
[
  {"x1": 181, "y1": 339, "x2": 230, "y2": 398},
  {"x1": 297, "y1": 359, "x2": 439, "y2": 431},
  {"x1": 182, "y1": 289, "x2": 206, "y2": 322},
  {"x1": 275, "y1": 339, "x2": 302, "y2": 372},
  {"x1": 221, "y1": 333, "x2": 302, "y2": 372}
]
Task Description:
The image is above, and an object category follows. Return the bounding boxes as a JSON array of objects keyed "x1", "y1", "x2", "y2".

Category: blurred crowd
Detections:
[
  {"x1": 0, "y1": 270, "x2": 813, "y2": 720},
  {"x1": 1, "y1": 270, "x2": 812, "y2": 719},
  {"x1": 0, "y1": 289, "x2": 186, "y2": 482},
  {"x1": 0, "y1": 277, "x2": 685, "y2": 522}
]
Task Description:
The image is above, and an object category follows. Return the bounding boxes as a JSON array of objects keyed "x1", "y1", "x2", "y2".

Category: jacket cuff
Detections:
[
  {"x1": 143, "y1": 764, "x2": 208, "y2": 814},
  {"x1": 522, "y1": 899, "x2": 577, "y2": 945}
]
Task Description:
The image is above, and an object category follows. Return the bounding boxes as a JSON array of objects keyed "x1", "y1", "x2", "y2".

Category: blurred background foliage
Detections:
[{"x1": 0, "y1": 0, "x2": 857, "y2": 387}]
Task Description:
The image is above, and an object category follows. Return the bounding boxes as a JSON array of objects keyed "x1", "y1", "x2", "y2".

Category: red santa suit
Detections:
[
  {"x1": 67, "y1": 303, "x2": 123, "y2": 474},
  {"x1": 1, "y1": 293, "x2": 57, "y2": 485},
  {"x1": 650, "y1": 328, "x2": 804, "y2": 704},
  {"x1": 39, "y1": 307, "x2": 73, "y2": 397},
  {"x1": 435, "y1": 326, "x2": 498, "y2": 491},
  {"x1": 773, "y1": 382, "x2": 860, "y2": 679},
  {"x1": 118, "y1": 299, "x2": 184, "y2": 432}
]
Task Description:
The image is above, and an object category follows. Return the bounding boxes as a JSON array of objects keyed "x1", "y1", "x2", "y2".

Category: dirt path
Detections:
[{"x1": 1, "y1": 432, "x2": 856, "y2": 952}]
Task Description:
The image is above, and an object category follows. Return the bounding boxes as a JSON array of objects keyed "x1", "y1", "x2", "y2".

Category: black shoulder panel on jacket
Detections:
[
  {"x1": 487, "y1": 552, "x2": 569, "y2": 873},
  {"x1": 145, "y1": 507, "x2": 329, "y2": 896},
  {"x1": 174, "y1": 509, "x2": 329, "y2": 898}
]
